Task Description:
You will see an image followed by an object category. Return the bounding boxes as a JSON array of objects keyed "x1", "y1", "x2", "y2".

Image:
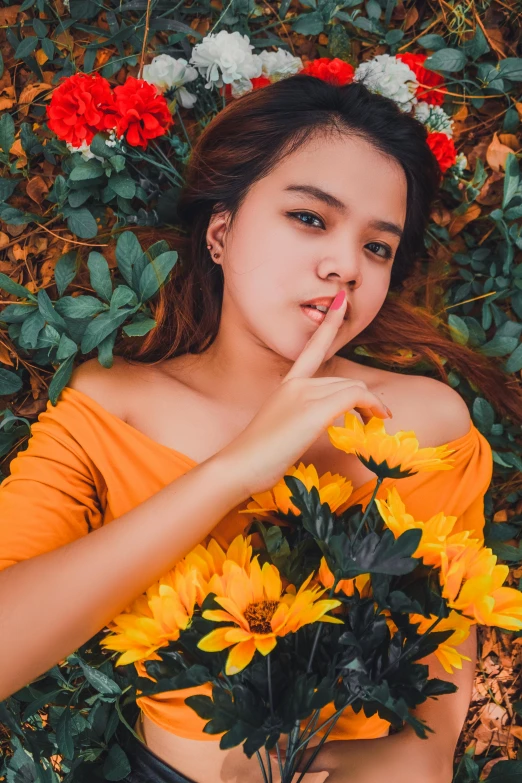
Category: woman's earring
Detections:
[{"x1": 207, "y1": 244, "x2": 219, "y2": 259}]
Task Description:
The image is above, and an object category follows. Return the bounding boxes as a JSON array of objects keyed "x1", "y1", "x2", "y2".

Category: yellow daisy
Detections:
[
  {"x1": 238, "y1": 462, "x2": 353, "y2": 517},
  {"x1": 327, "y1": 413, "x2": 455, "y2": 479},
  {"x1": 100, "y1": 567, "x2": 200, "y2": 666},
  {"x1": 375, "y1": 486, "x2": 479, "y2": 567},
  {"x1": 197, "y1": 556, "x2": 344, "y2": 675}
]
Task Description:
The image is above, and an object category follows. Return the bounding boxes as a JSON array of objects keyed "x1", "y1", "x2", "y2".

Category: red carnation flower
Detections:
[
  {"x1": 251, "y1": 75, "x2": 272, "y2": 91},
  {"x1": 114, "y1": 76, "x2": 173, "y2": 150},
  {"x1": 300, "y1": 57, "x2": 355, "y2": 86},
  {"x1": 47, "y1": 72, "x2": 117, "y2": 147},
  {"x1": 396, "y1": 53, "x2": 447, "y2": 106},
  {"x1": 426, "y1": 132, "x2": 457, "y2": 173}
]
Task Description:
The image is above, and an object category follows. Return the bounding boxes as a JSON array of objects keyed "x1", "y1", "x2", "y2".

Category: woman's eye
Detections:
[
  {"x1": 288, "y1": 211, "x2": 325, "y2": 229},
  {"x1": 366, "y1": 242, "x2": 393, "y2": 260}
]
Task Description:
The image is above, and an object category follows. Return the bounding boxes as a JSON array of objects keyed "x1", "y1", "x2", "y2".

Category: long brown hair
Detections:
[{"x1": 113, "y1": 74, "x2": 522, "y2": 425}]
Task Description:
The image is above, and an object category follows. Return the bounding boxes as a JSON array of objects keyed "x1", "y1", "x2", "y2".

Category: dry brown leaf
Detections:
[
  {"x1": 0, "y1": 232, "x2": 9, "y2": 249},
  {"x1": 404, "y1": 6, "x2": 418, "y2": 29},
  {"x1": 487, "y1": 132, "x2": 514, "y2": 172},
  {"x1": 18, "y1": 82, "x2": 52, "y2": 116},
  {"x1": 493, "y1": 510, "x2": 509, "y2": 522},
  {"x1": 26, "y1": 176, "x2": 49, "y2": 205},
  {"x1": 448, "y1": 203, "x2": 481, "y2": 237},
  {"x1": 0, "y1": 4, "x2": 20, "y2": 25},
  {"x1": 0, "y1": 345, "x2": 14, "y2": 366},
  {"x1": 498, "y1": 133, "x2": 521, "y2": 152}
]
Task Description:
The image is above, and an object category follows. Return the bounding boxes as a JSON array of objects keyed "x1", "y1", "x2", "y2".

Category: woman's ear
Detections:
[{"x1": 206, "y1": 211, "x2": 230, "y2": 265}]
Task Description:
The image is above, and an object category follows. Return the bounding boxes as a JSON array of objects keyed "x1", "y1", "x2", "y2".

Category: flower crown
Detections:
[{"x1": 47, "y1": 29, "x2": 465, "y2": 177}]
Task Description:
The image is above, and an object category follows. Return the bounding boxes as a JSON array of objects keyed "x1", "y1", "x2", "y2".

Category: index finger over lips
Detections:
[{"x1": 283, "y1": 291, "x2": 348, "y2": 381}]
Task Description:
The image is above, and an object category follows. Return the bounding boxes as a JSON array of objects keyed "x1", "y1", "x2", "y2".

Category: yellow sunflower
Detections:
[
  {"x1": 440, "y1": 543, "x2": 522, "y2": 631},
  {"x1": 197, "y1": 556, "x2": 344, "y2": 675},
  {"x1": 176, "y1": 533, "x2": 253, "y2": 605},
  {"x1": 375, "y1": 486, "x2": 479, "y2": 567},
  {"x1": 317, "y1": 556, "x2": 371, "y2": 599},
  {"x1": 238, "y1": 462, "x2": 354, "y2": 517},
  {"x1": 327, "y1": 413, "x2": 455, "y2": 479},
  {"x1": 409, "y1": 611, "x2": 474, "y2": 673},
  {"x1": 100, "y1": 567, "x2": 200, "y2": 666}
]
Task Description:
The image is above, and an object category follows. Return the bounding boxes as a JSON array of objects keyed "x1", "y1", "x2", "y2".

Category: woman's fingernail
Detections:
[
  {"x1": 330, "y1": 290, "x2": 346, "y2": 310},
  {"x1": 385, "y1": 405, "x2": 393, "y2": 418}
]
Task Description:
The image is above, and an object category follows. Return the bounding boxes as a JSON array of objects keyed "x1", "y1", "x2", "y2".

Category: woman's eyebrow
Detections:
[{"x1": 283, "y1": 183, "x2": 403, "y2": 240}]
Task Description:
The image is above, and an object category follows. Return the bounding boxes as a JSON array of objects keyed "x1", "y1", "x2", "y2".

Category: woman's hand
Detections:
[
  {"x1": 219, "y1": 290, "x2": 392, "y2": 497},
  {"x1": 269, "y1": 730, "x2": 454, "y2": 783}
]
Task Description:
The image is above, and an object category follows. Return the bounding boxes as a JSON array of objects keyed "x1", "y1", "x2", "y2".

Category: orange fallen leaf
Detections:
[
  {"x1": 18, "y1": 82, "x2": 52, "y2": 116},
  {"x1": 487, "y1": 132, "x2": 514, "y2": 172},
  {"x1": 448, "y1": 203, "x2": 481, "y2": 237}
]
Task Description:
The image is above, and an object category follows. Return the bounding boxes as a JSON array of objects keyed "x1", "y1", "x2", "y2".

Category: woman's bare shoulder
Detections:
[
  {"x1": 66, "y1": 355, "x2": 145, "y2": 422},
  {"x1": 336, "y1": 357, "x2": 472, "y2": 447}
]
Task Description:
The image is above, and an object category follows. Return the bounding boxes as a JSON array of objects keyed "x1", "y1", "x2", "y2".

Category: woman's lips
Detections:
[{"x1": 300, "y1": 304, "x2": 349, "y2": 325}]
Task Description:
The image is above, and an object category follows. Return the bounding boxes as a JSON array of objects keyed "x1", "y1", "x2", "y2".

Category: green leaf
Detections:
[
  {"x1": 292, "y1": 11, "x2": 324, "y2": 35},
  {"x1": 417, "y1": 34, "x2": 446, "y2": 51},
  {"x1": 14, "y1": 36, "x2": 38, "y2": 60},
  {"x1": 81, "y1": 309, "x2": 133, "y2": 353},
  {"x1": 479, "y1": 334, "x2": 518, "y2": 357},
  {"x1": 88, "y1": 251, "x2": 113, "y2": 303},
  {"x1": 56, "y1": 708, "x2": 75, "y2": 759},
  {"x1": 76, "y1": 660, "x2": 122, "y2": 696},
  {"x1": 65, "y1": 207, "x2": 98, "y2": 239},
  {"x1": 0, "y1": 271, "x2": 36, "y2": 300},
  {"x1": 103, "y1": 743, "x2": 131, "y2": 781},
  {"x1": 69, "y1": 161, "x2": 105, "y2": 182},
  {"x1": 505, "y1": 342, "x2": 522, "y2": 373},
  {"x1": 37, "y1": 288, "x2": 67, "y2": 329},
  {"x1": 48, "y1": 355, "x2": 76, "y2": 405},
  {"x1": 122, "y1": 315, "x2": 157, "y2": 337},
  {"x1": 109, "y1": 173, "x2": 136, "y2": 199},
  {"x1": 55, "y1": 295, "x2": 106, "y2": 319},
  {"x1": 0, "y1": 367, "x2": 22, "y2": 395},
  {"x1": 54, "y1": 251, "x2": 78, "y2": 297},
  {"x1": 502, "y1": 152, "x2": 520, "y2": 209},
  {"x1": 0, "y1": 113, "x2": 15, "y2": 155},
  {"x1": 115, "y1": 231, "x2": 145, "y2": 289},
  {"x1": 138, "y1": 250, "x2": 178, "y2": 301},
  {"x1": 472, "y1": 397, "x2": 495, "y2": 433},
  {"x1": 498, "y1": 58, "x2": 522, "y2": 82},
  {"x1": 90, "y1": 132, "x2": 117, "y2": 159},
  {"x1": 424, "y1": 48, "x2": 467, "y2": 73},
  {"x1": 448, "y1": 314, "x2": 469, "y2": 345},
  {"x1": 0, "y1": 177, "x2": 18, "y2": 201},
  {"x1": 485, "y1": 760, "x2": 522, "y2": 782}
]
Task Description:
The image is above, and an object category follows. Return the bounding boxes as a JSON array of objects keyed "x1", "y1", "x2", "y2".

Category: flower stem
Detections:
[
  {"x1": 255, "y1": 750, "x2": 269, "y2": 783},
  {"x1": 352, "y1": 476, "x2": 383, "y2": 544},
  {"x1": 306, "y1": 580, "x2": 338, "y2": 675},
  {"x1": 267, "y1": 654, "x2": 284, "y2": 776}
]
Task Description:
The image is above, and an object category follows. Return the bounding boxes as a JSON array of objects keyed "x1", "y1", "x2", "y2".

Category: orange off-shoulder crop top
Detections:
[{"x1": 0, "y1": 385, "x2": 494, "y2": 742}]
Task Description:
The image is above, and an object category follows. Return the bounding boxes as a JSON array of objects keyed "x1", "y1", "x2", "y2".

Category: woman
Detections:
[{"x1": 0, "y1": 75, "x2": 517, "y2": 783}]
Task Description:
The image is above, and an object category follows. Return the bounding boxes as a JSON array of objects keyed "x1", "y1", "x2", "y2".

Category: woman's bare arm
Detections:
[{"x1": 0, "y1": 450, "x2": 246, "y2": 702}]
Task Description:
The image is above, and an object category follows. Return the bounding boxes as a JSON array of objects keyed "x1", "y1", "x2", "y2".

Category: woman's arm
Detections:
[{"x1": 0, "y1": 450, "x2": 246, "y2": 702}]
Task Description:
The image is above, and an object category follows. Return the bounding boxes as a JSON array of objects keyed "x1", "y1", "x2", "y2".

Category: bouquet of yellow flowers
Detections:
[{"x1": 100, "y1": 413, "x2": 522, "y2": 782}]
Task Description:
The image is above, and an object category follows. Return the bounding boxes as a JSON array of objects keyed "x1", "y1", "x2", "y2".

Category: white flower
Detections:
[
  {"x1": 414, "y1": 101, "x2": 454, "y2": 137},
  {"x1": 189, "y1": 30, "x2": 262, "y2": 91},
  {"x1": 258, "y1": 48, "x2": 303, "y2": 81},
  {"x1": 451, "y1": 152, "x2": 467, "y2": 175},
  {"x1": 353, "y1": 54, "x2": 418, "y2": 112},
  {"x1": 142, "y1": 54, "x2": 199, "y2": 109},
  {"x1": 66, "y1": 140, "x2": 104, "y2": 162}
]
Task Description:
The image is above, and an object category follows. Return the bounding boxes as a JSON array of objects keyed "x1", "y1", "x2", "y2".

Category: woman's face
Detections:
[{"x1": 207, "y1": 131, "x2": 408, "y2": 367}]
